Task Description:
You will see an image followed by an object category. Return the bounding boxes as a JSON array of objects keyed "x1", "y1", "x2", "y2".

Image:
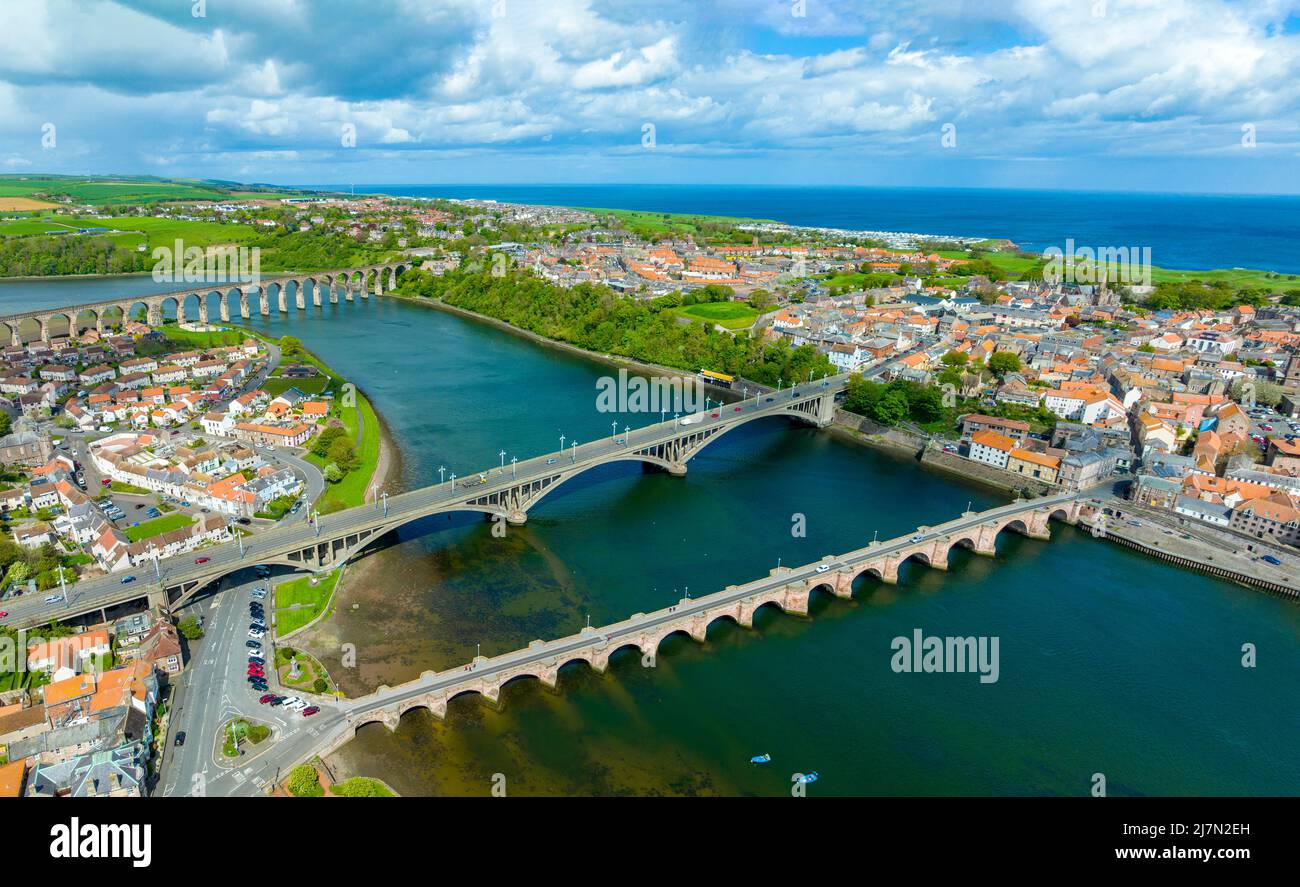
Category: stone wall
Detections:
[{"x1": 920, "y1": 445, "x2": 1055, "y2": 497}]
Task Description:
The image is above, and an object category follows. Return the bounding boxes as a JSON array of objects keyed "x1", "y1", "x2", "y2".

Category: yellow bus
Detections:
[{"x1": 698, "y1": 369, "x2": 735, "y2": 388}]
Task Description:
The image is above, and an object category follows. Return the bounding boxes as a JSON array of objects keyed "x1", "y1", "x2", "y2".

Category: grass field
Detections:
[
  {"x1": 162, "y1": 326, "x2": 249, "y2": 349},
  {"x1": 264, "y1": 374, "x2": 330, "y2": 396},
  {"x1": 273, "y1": 571, "x2": 340, "y2": 635},
  {"x1": 0, "y1": 212, "x2": 261, "y2": 252},
  {"x1": 124, "y1": 512, "x2": 194, "y2": 542},
  {"x1": 0, "y1": 176, "x2": 233, "y2": 205},
  {"x1": 307, "y1": 393, "x2": 381, "y2": 514},
  {"x1": 668, "y1": 301, "x2": 761, "y2": 329},
  {"x1": 573, "y1": 206, "x2": 777, "y2": 237}
]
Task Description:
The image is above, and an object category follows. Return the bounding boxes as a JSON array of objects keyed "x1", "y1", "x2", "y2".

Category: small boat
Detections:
[
  {"x1": 749, "y1": 754, "x2": 771, "y2": 764},
  {"x1": 795, "y1": 771, "x2": 819, "y2": 785}
]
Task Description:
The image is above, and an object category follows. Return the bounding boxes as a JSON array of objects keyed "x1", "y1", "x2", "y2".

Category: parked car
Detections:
[
  {"x1": 0, "y1": 611, "x2": 8, "y2": 619},
  {"x1": 248, "y1": 629, "x2": 265, "y2": 640},
  {"x1": 174, "y1": 731, "x2": 186, "y2": 747},
  {"x1": 302, "y1": 706, "x2": 320, "y2": 717},
  {"x1": 245, "y1": 640, "x2": 261, "y2": 648},
  {"x1": 259, "y1": 694, "x2": 275, "y2": 704}
]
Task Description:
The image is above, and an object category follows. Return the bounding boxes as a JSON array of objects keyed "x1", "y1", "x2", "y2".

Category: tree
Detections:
[
  {"x1": 871, "y1": 389, "x2": 910, "y2": 426},
  {"x1": 311, "y1": 426, "x2": 346, "y2": 458},
  {"x1": 178, "y1": 616, "x2": 204, "y2": 640},
  {"x1": 988, "y1": 352, "x2": 1021, "y2": 378},
  {"x1": 279, "y1": 335, "x2": 305, "y2": 358},
  {"x1": 323, "y1": 463, "x2": 343, "y2": 483},
  {"x1": 940, "y1": 350, "x2": 969, "y2": 368},
  {"x1": 286, "y1": 764, "x2": 323, "y2": 797}
]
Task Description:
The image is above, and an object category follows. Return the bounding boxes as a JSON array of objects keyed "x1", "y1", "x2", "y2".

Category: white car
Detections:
[
  {"x1": 815, "y1": 564, "x2": 830, "y2": 573},
  {"x1": 909, "y1": 534, "x2": 924, "y2": 543},
  {"x1": 44, "y1": 594, "x2": 62, "y2": 604},
  {"x1": 248, "y1": 629, "x2": 265, "y2": 640}
]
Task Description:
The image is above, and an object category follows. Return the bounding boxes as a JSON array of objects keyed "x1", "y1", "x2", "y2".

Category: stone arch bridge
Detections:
[
  {"x1": 311, "y1": 492, "x2": 1089, "y2": 754},
  {"x1": 0, "y1": 262, "x2": 414, "y2": 344}
]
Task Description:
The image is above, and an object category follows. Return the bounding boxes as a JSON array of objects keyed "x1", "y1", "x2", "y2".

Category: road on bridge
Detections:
[{"x1": 0, "y1": 374, "x2": 852, "y2": 628}]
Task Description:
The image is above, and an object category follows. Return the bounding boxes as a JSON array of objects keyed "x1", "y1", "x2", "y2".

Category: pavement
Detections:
[
  {"x1": 158, "y1": 569, "x2": 344, "y2": 797},
  {"x1": 1094, "y1": 492, "x2": 1298, "y2": 593}
]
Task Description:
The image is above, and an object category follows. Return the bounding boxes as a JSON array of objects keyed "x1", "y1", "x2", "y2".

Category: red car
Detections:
[
  {"x1": 302, "y1": 706, "x2": 320, "y2": 717},
  {"x1": 0, "y1": 611, "x2": 8, "y2": 619},
  {"x1": 100, "y1": 478, "x2": 112, "y2": 486},
  {"x1": 734, "y1": 406, "x2": 742, "y2": 412},
  {"x1": 194, "y1": 556, "x2": 210, "y2": 564},
  {"x1": 259, "y1": 694, "x2": 275, "y2": 704},
  {"x1": 247, "y1": 667, "x2": 265, "y2": 677},
  {"x1": 711, "y1": 412, "x2": 720, "y2": 418}
]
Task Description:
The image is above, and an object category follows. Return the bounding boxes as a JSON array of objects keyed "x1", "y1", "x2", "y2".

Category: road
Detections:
[
  {"x1": 159, "y1": 568, "x2": 344, "y2": 797},
  {"x1": 1, "y1": 374, "x2": 852, "y2": 628}
]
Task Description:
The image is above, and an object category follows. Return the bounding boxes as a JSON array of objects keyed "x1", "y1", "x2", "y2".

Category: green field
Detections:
[
  {"x1": 573, "y1": 206, "x2": 777, "y2": 238},
  {"x1": 161, "y1": 326, "x2": 250, "y2": 349},
  {"x1": 307, "y1": 393, "x2": 381, "y2": 514},
  {"x1": 0, "y1": 175, "x2": 316, "y2": 206},
  {"x1": 668, "y1": 301, "x2": 761, "y2": 330},
  {"x1": 0, "y1": 213, "x2": 260, "y2": 250},
  {"x1": 264, "y1": 374, "x2": 330, "y2": 396},
  {"x1": 273, "y1": 571, "x2": 341, "y2": 635},
  {"x1": 124, "y1": 512, "x2": 195, "y2": 542}
]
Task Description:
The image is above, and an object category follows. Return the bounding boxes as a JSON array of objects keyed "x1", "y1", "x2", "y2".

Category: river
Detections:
[{"x1": 3, "y1": 279, "x2": 1299, "y2": 796}]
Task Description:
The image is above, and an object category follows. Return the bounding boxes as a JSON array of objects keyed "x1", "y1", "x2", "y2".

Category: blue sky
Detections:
[{"x1": 0, "y1": 0, "x2": 1298, "y2": 194}]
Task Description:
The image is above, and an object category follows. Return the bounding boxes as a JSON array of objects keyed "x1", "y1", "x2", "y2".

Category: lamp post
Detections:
[
  {"x1": 438, "y1": 465, "x2": 445, "y2": 484},
  {"x1": 498, "y1": 449, "x2": 506, "y2": 471},
  {"x1": 380, "y1": 489, "x2": 388, "y2": 517},
  {"x1": 312, "y1": 509, "x2": 320, "y2": 537},
  {"x1": 510, "y1": 456, "x2": 517, "y2": 479},
  {"x1": 559, "y1": 433, "x2": 565, "y2": 454},
  {"x1": 571, "y1": 441, "x2": 577, "y2": 463},
  {"x1": 611, "y1": 420, "x2": 617, "y2": 441},
  {"x1": 449, "y1": 472, "x2": 457, "y2": 491}
]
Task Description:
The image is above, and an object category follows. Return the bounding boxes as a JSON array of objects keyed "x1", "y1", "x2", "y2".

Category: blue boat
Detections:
[
  {"x1": 749, "y1": 754, "x2": 771, "y2": 764},
  {"x1": 795, "y1": 771, "x2": 819, "y2": 785}
]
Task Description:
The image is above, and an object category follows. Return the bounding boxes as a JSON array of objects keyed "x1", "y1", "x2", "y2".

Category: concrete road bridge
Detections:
[
  {"x1": 0, "y1": 262, "x2": 414, "y2": 344},
  {"x1": 302, "y1": 492, "x2": 1089, "y2": 762},
  {"x1": 2, "y1": 374, "x2": 850, "y2": 629}
]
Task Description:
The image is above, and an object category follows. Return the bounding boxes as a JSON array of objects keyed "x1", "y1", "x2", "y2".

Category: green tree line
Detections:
[{"x1": 393, "y1": 266, "x2": 833, "y2": 386}]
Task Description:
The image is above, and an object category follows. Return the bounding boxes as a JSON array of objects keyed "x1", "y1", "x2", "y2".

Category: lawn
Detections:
[
  {"x1": 161, "y1": 326, "x2": 249, "y2": 349},
  {"x1": 124, "y1": 512, "x2": 195, "y2": 542},
  {"x1": 109, "y1": 480, "x2": 151, "y2": 495},
  {"x1": 307, "y1": 393, "x2": 381, "y2": 514},
  {"x1": 668, "y1": 301, "x2": 761, "y2": 330},
  {"x1": 274, "y1": 570, "x2": 340, "y2": 635},
  {"x1": 264, "y1": 374, "x2": 330, "y2": 397},
  {"x1": 332, "y1": 777, "x2": 397, "y2": 797}
]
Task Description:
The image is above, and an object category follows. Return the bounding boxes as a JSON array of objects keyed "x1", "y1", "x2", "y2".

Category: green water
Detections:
[{"x1": 13, "y1": 281, "x2": 1289, "y2": 796}]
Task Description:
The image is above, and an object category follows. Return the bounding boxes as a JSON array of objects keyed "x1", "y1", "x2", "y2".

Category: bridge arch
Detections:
[{"x1": 44, "y1": 311, "x2": 72, "y2": 340}]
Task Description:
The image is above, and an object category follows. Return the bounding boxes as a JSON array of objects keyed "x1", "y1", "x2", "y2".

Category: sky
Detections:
[{"x1": 0, "y1": 0, "x2": 1298, "y2": 194}]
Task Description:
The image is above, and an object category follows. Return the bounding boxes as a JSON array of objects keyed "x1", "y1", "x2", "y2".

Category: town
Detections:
[{"x1": 1, "y1": 187, "x2": 1298, "y2": 799}]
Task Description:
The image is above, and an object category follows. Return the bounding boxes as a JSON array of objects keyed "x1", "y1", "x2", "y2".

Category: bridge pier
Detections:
[
  {"x1": 198, "y1": 301, "x2": 209, "y2": 325},
  {"x1": 506, "y1": 510, "x2": 527, "y2": 526},
  {"x1": 296, "y1": 282, "x2": 306, "y2": 310},
  {"x1": 328, "y1": 281, "x2": 338, "y2": 304},
  {"x1": 277, "y1": 288, "x2": 288, "y2": 313},
  {"x1": 666, "y1": 462, "x2": 687, "y2": 476},
  {"x1": 311, "y1": 281, "x2": 321, "y2": 307}
]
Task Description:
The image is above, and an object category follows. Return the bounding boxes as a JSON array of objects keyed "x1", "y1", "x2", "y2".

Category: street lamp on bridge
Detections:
[
  {"x1": 510, "y1": 456, "x2": 517, "y2": 479},
  {"x1": 498, "y1": 449, "x2": 507, "y2": 471},
  {"x1": 438, "y1": 465, "x2": 446, "y2": 484},
  {"x1": 571, "y1": 441, "x2": 578, "y2": 463},
  {"x1": 380, "y1": 489, "x2": 389, "y2": 517}
]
